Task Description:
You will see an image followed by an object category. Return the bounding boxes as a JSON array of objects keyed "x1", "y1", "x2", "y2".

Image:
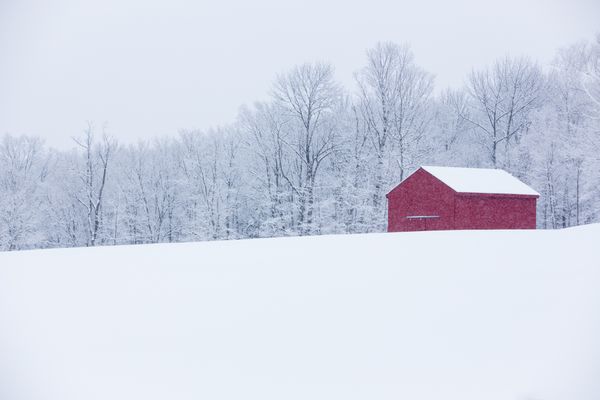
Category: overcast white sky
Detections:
[{"x1": 1, "y1": 0, "x2": 598, "y2": 149}]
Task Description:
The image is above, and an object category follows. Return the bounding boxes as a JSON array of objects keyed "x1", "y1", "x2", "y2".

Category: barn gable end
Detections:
[{"x1": 386, "y1": 168, "x2": 457, "y2": 231}]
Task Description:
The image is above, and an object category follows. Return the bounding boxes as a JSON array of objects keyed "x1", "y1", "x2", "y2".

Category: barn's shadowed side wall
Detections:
[{"x1": 454, "y1": 194, "x2": 537, "y2": 230}]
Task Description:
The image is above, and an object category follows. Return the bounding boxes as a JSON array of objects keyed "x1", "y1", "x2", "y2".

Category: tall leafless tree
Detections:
[
  {"x1": 73, "y1": 123, "x2": 116, "y2": 246},
  {"x1": 272, "y1": 62, "x2": 342, "y2": 234},
  {"x1": 461, "y1": 57, "x2": 545, "y2": 168},
  {"x1": 355, "y1": 42, "x2": 433, "y2": 229}
]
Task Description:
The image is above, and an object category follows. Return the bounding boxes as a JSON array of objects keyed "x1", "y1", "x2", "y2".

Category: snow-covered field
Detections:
[{"x1": 1, "y1": 226, "x2": 599, "y2": 400}]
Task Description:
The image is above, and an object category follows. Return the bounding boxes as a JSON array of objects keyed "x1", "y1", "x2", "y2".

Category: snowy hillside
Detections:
[{"x1": 1, "y1": 226, "x2": 600, "y2": 400}]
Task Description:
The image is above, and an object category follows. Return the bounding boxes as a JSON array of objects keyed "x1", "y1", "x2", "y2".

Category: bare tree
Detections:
[
  {"x1": 272, "y1": 62, "x2": 342, "y2": 234},
  {"x1": 461, "y1": 57, "x2": 545, "y2": 167},
  {"x1": 0, "y1": 135, "x2": 45, "y2": 250},
  {"x1": 73, "y1": 123, "x2": 117, "y2": 246},
  {"x1": 355, "y1": 42, "x2": 433, "y2": 229},
  {"x1": 355, "y1": 42, "x2": 401, "y2": 208},
  {"x1": 121, "y1": 140, "x2": 179, "y2": 243},
  {"x1": 580, "y1": 34, "x2": 600, "y2": 162},
  {"x1": 434, "y1": 89, "x2": 471, "y2": 153},
  {"x1": 240, "y1": 102, "x2": 293, "y2": 235}
]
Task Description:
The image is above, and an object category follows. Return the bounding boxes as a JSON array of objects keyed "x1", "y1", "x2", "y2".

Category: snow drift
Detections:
[{"x1": 1, "y1": 226, "x2": 599, "y2": 400}]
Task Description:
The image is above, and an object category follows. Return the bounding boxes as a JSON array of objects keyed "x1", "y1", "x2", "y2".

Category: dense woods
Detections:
[{"x1": 1, "y1": 36, "x2": 599, "y2": 251}]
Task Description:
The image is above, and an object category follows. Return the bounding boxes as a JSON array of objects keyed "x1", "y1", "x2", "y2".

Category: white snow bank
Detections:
[
  {"x1": 1, "y1": 226, "x2": 599, "y2": 400},
  {"x1": 422, "y1": 165, "x2": 540, "y2": 196}
]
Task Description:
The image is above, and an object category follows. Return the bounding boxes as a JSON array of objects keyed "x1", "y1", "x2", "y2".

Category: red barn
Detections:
[{"x1": 386, "y1": 166, "x2": 539, "y2": 232}]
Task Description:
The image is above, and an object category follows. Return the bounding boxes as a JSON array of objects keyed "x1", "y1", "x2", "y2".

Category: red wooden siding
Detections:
[
  {"x1": 454, "y1": 194, "x2": 537, "y2": 230},
  {"x1": 387, "y1": 169, "x2": 456, "y2": 232},
  {"x1": 386, "y1": 167, "x2": 538, "y2": 232}
]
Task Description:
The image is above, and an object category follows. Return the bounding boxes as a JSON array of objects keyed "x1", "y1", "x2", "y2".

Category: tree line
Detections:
[{"x1": 1, "y1": 37, "x2": 599, "y2": 250}]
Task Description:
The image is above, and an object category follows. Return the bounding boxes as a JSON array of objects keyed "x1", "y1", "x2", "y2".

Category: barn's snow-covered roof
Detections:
[{"x1": 421, "y1": 166, "x2": 540, "y2": 196}]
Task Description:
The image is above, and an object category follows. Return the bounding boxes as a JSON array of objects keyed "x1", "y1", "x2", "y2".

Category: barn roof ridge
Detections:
[{"x1": 420, "y1": 165, "x2": 540, "y2": 196}]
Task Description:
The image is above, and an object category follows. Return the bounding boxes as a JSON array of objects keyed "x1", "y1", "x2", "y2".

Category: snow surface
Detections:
[
  {"x1": 1, "y1": 226, "x2": 599, "y2": 400},
  {"x1": 421, "y1": 165, "x2": 540, "y2": 196}
]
